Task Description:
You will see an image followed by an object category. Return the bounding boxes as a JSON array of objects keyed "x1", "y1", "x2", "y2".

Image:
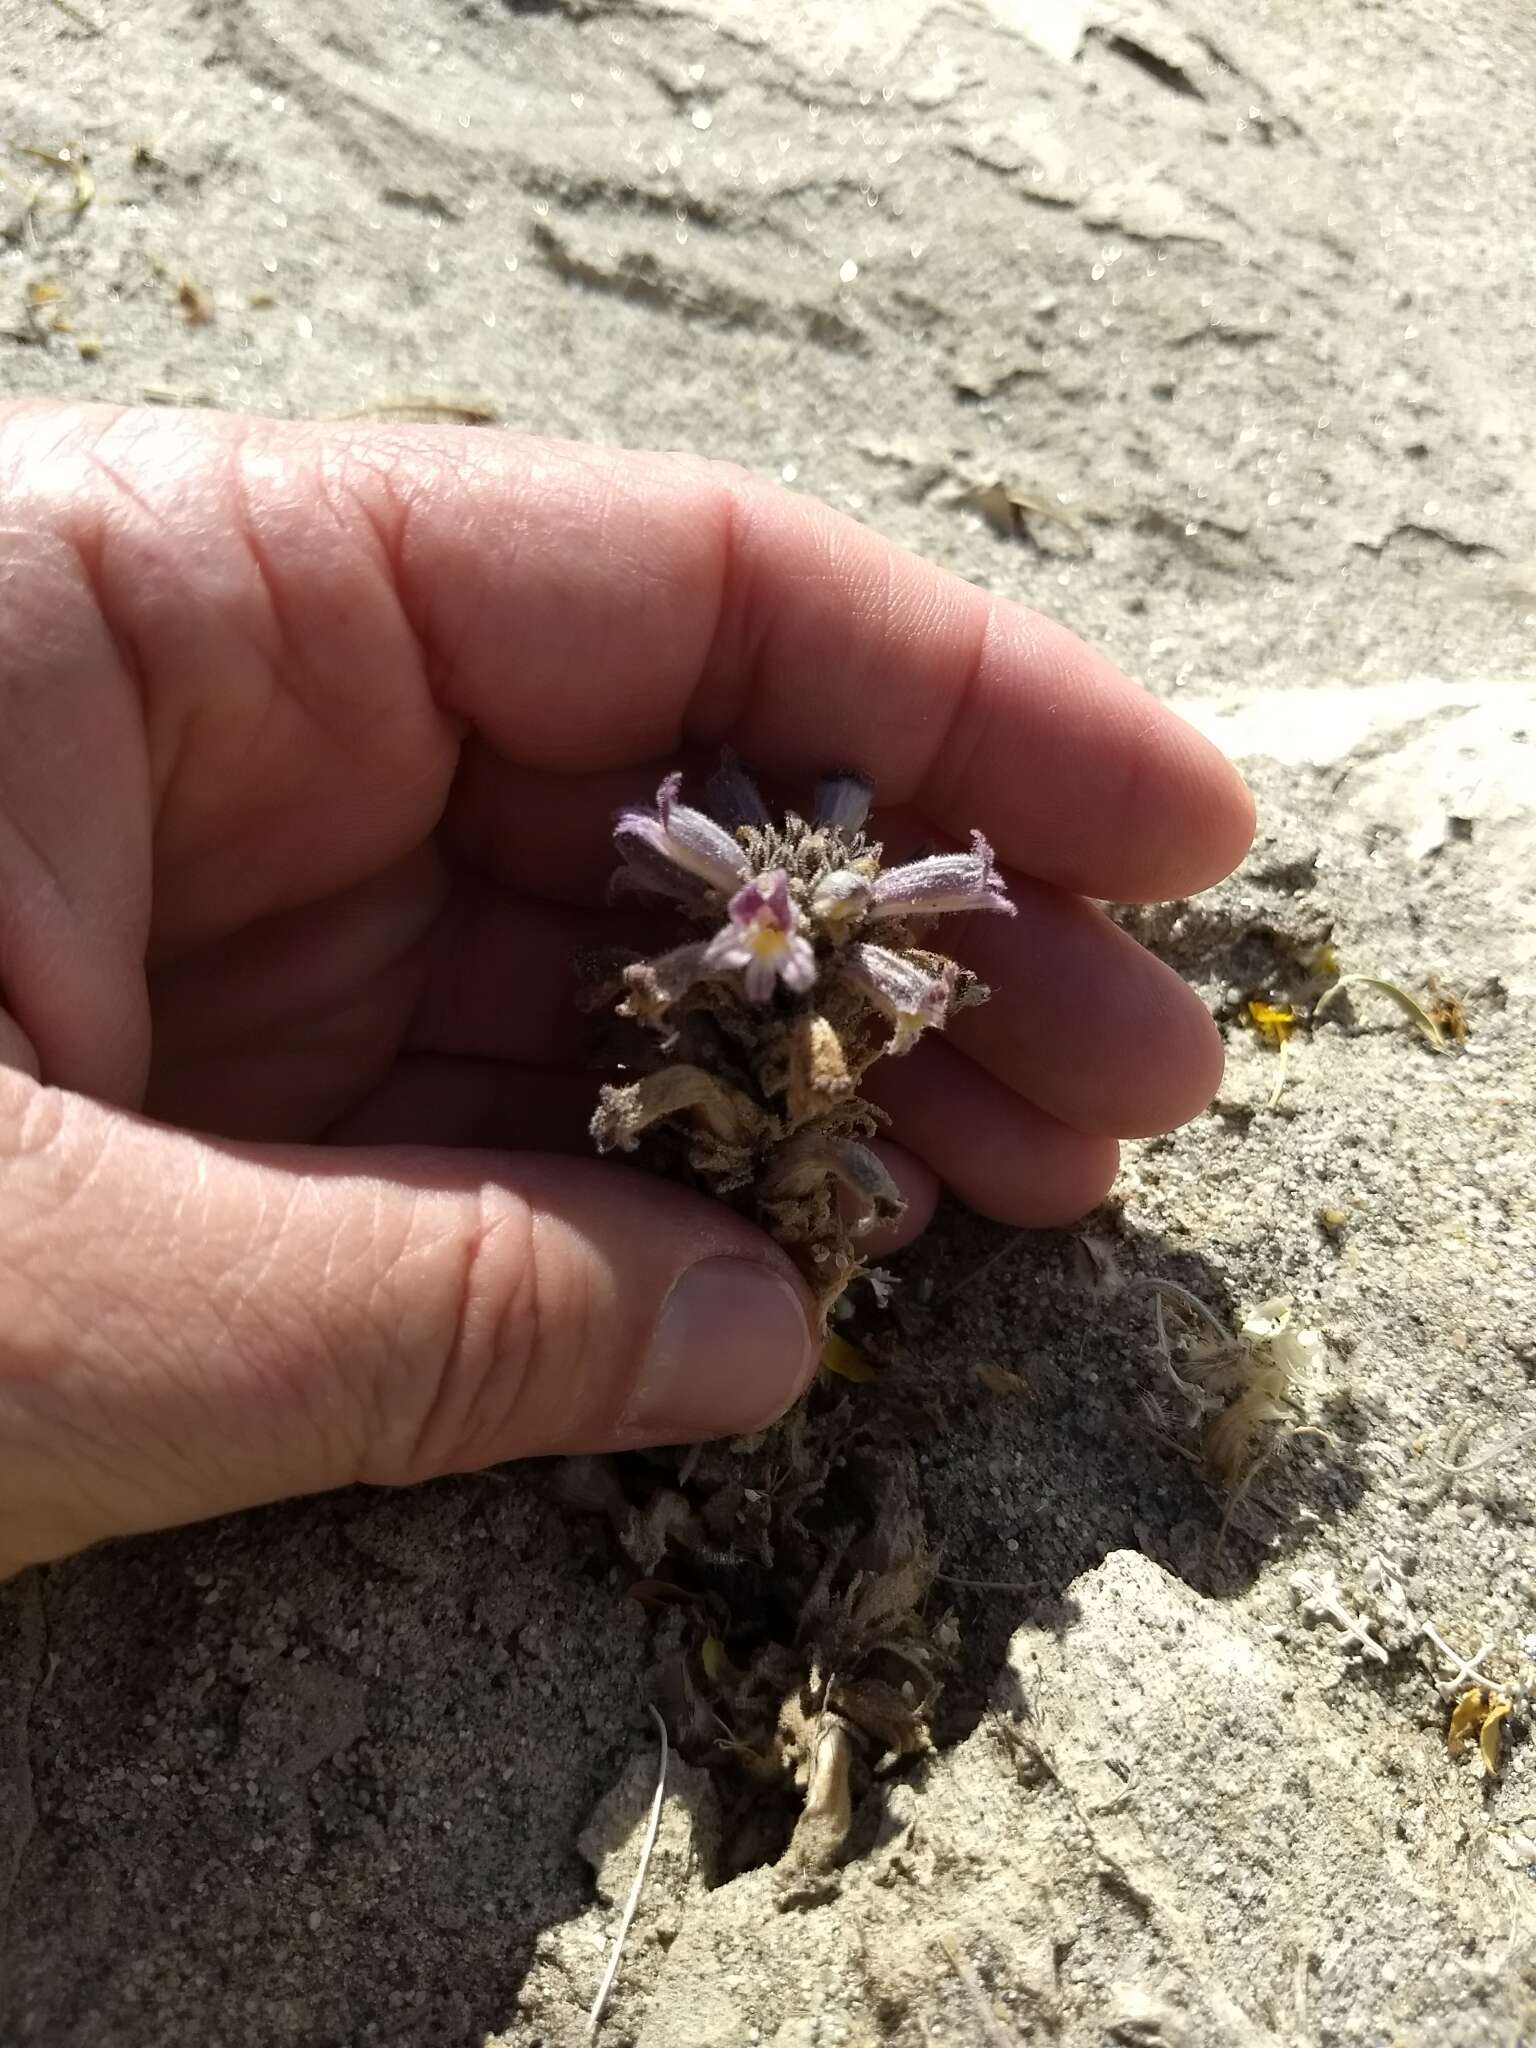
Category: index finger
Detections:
[
  {"x1": 15, "y1": 406, "x2": 1250, "y2": 906},
  {"x1": 382, "y1": 434, "x2": 1253, "y2": 901}
]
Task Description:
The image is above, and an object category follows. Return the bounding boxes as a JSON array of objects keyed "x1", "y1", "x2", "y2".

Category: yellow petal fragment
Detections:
[
  {"x1": 1447, "y1": 1687, "x2": 1488, "y2": 1757},
  {"x1": 1247, "y1": 999, "x2": 1296, "y2": 1047},
  {"x1": 701, "y1": 1634, "x2": 726, "y2": 1683},
  {"x1": 1479, "y1": 1697, "x2": 1511, "y2": 1777},
  {"x1": 820, "y1": 1331, "x2": 879, "y2": 1383}
]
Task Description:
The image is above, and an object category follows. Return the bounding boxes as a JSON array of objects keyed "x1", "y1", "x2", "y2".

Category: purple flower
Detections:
[
  {"x1": 612, "y1": 772, "x2": 750, "y2": 899},
  {"x1": 842, "y1": 942, "x2": 955, "y2": 1053},
  {"x1": 866, "y1": 830, "x2": 1015, "y2": 922},
  {"x1": 814, "y1": 773, "x2": 874, "y2": 835},
  {"x1": 703, "y1": 869, "x2": 817, "y2": 1001}
]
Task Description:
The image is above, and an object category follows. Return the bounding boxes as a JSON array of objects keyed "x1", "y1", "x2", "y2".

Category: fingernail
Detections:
[{"x1": 624, "y1": 1257, "x2": 816, "y2": 1444}]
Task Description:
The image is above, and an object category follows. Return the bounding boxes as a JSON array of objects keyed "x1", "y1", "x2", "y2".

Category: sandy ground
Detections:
[{"x1": 2, "y1": 1, "x2": 1535, "y2": 2042}]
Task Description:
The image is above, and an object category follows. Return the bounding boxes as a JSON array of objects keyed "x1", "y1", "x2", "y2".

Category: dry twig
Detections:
[{"x1": 939, "y1": 1933, "x2": 1021, "y2": 2046}]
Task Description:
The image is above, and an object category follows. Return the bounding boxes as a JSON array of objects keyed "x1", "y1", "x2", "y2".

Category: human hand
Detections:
[{"x1": 0, "y1": 403, "x2": 1252, "y2": 1576}]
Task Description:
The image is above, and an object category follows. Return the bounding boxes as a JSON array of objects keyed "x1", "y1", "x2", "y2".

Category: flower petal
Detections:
[
  {"x1": 742, "y1": 955, "x2": 778, "y2": 1002},
  {"x1": 701, "y1": 923, "x2": 752, "y2": 973},
  {"x1": 608, "y1": 818, "x2": 716, "y2": 906},
  {"x1": 814, "y1": 773, "x2": 874, "y2": 835},
  {"x1": 706, "y1": 751, "x2": 772, "y2": 830},
  {"x1": 780, "y1": 934, "x2": 819, "y2": 994},
  {"x1": 867, "y1": 831, "x2": 1015, "y2": 921},
  {"x1": 842, "y1": 941, "x2": 955, "y2": 1050},
  {"x1": 656, "y1": 773, "x2": 752, "y2": 885}
]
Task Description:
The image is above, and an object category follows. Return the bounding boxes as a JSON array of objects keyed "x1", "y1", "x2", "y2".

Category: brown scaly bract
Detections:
[{"x1": 588, "y1": 757, "x2": 1015, "y2": 1315}]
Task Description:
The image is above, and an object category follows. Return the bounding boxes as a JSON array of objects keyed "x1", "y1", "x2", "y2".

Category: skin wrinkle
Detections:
[
  {"x1": 215, "y1": 1173, "x2": 299, "y2": 1343},
  {"x1": 0, "y1": 516, "x2": 153, "y2": 1096},
  {"x1": 383, "y1": 433, "x2": 543, "y2": 731},
  {"x1": 2, "y1": 1076, "x2": 66, "y2": 1157},
  {"x1": 386, "y1": 1186, "x2": 542, "y2": 1483},
  {"x1": 168, "y1": 1167, "x2": 371, "y2": 1476},
  {"x1": 285, "y1": 1186, "x2": 396, "y2": 1480},
  {"x1": 153, "y1": 1167, "x2": 366, "y2": 1490},
  {"x1": 1, "y1": 1234, "x2": 161, "y2": 1467},
  {"x1": 390, "y1": 438, "x2": 723, "y2": 773},
  {"x1": 0, "y1": 807, "x2": 73, "y2": 932},
  {"x1": 236, "y1": 428, "x2": 448, "y2": 779},
  {"x1": 309, "y1": 434, "x2": 472, "y2": 751},
  {"x1": 77, "y1": 438, "x2": 184, "y2": 558},
  {"x1": 161, "y1": 1126, "x2": 213, "y2": 1239},
  {"x1": 528, "y1": 1197, "x2": 601, "y2": 1452},
  {"x1": 0, "y1": 514, "x2": 151, "y2": 810},
  {"x1": 349, "y1": 1179, "x2": 437, "y2": 1482},
  {"x1": 71, "y1": 439, "x2": 295, "y2": 911},
  {"x1": 64, "y1": 417, "x2": 221, "y2": 811},
  {"x1": 225, "y1": 438, "x2": 313, "y2": 704}
]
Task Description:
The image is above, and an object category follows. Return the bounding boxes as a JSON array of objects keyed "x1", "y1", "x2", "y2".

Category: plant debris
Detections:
[
  {"x1": 587, "y1": 1705, "x2": 668, "y2": 2038},
  {"x1": 1139, "y1": 1282, "x2": 1323, "y2": 1489},
  {"x1": 939, "y1": 1932, "x2": 1021, "y2": 2048},
  {"x1": 955, "y1": 476, "x2": 1089, "y2": 552},
  {"x1": 45, "y1": 0, "x2": 105, "y2": 32},
  {"x1": 1428, "y1": 1419, "x2": 1536, "y2": 1482},
  {"x1": 1315, "y1": 975, "x2": 1446, "y2": 1050},
  {"x1": 1289, "y1": 1567, "x2": 1388, "y2": 1665},
  {"x1": 1465, "y1": 1692, "x2": 1509, "y2": 1776},
  {"x1": 974, "y1": 1360, "x2": 1033, "y2": 1398},
  {"x1": 177, "y1": 277, "x2": 214, "y2": 326},
  {"x1": 1422, "y1": 975, "x2": 1470, "y2": 1043},
  {"x1": 17, "y1": 142, "x2": 94, "y2": 215},
  {"x1": 820, "y1": 1331, "x2": 879, "y2": 1383},
  {"x1": 560, "y1": 1368, "x2": 955, "y2": 1881},
  {"x1": 339, "y1": 396, "x2": 502, "y2": 424}
]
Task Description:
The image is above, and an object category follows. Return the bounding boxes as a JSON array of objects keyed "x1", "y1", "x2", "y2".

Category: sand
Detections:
[{"x1": 2, "y1": 1, "x2": 1534, "y2": 2041}]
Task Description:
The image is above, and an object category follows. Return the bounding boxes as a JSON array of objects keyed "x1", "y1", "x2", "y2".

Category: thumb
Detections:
[{"x1": 0, "y1": 1072, "x2": 817, "y2": 1574}]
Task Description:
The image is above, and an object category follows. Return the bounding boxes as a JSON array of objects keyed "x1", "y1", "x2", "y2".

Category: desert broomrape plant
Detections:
[
  {"x1": 588, "y1": 758, "x2": 1014, "y2": 1315},
  {"x1": 574, "y1": 760, "x2": 1016, "y2": 1882}
]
